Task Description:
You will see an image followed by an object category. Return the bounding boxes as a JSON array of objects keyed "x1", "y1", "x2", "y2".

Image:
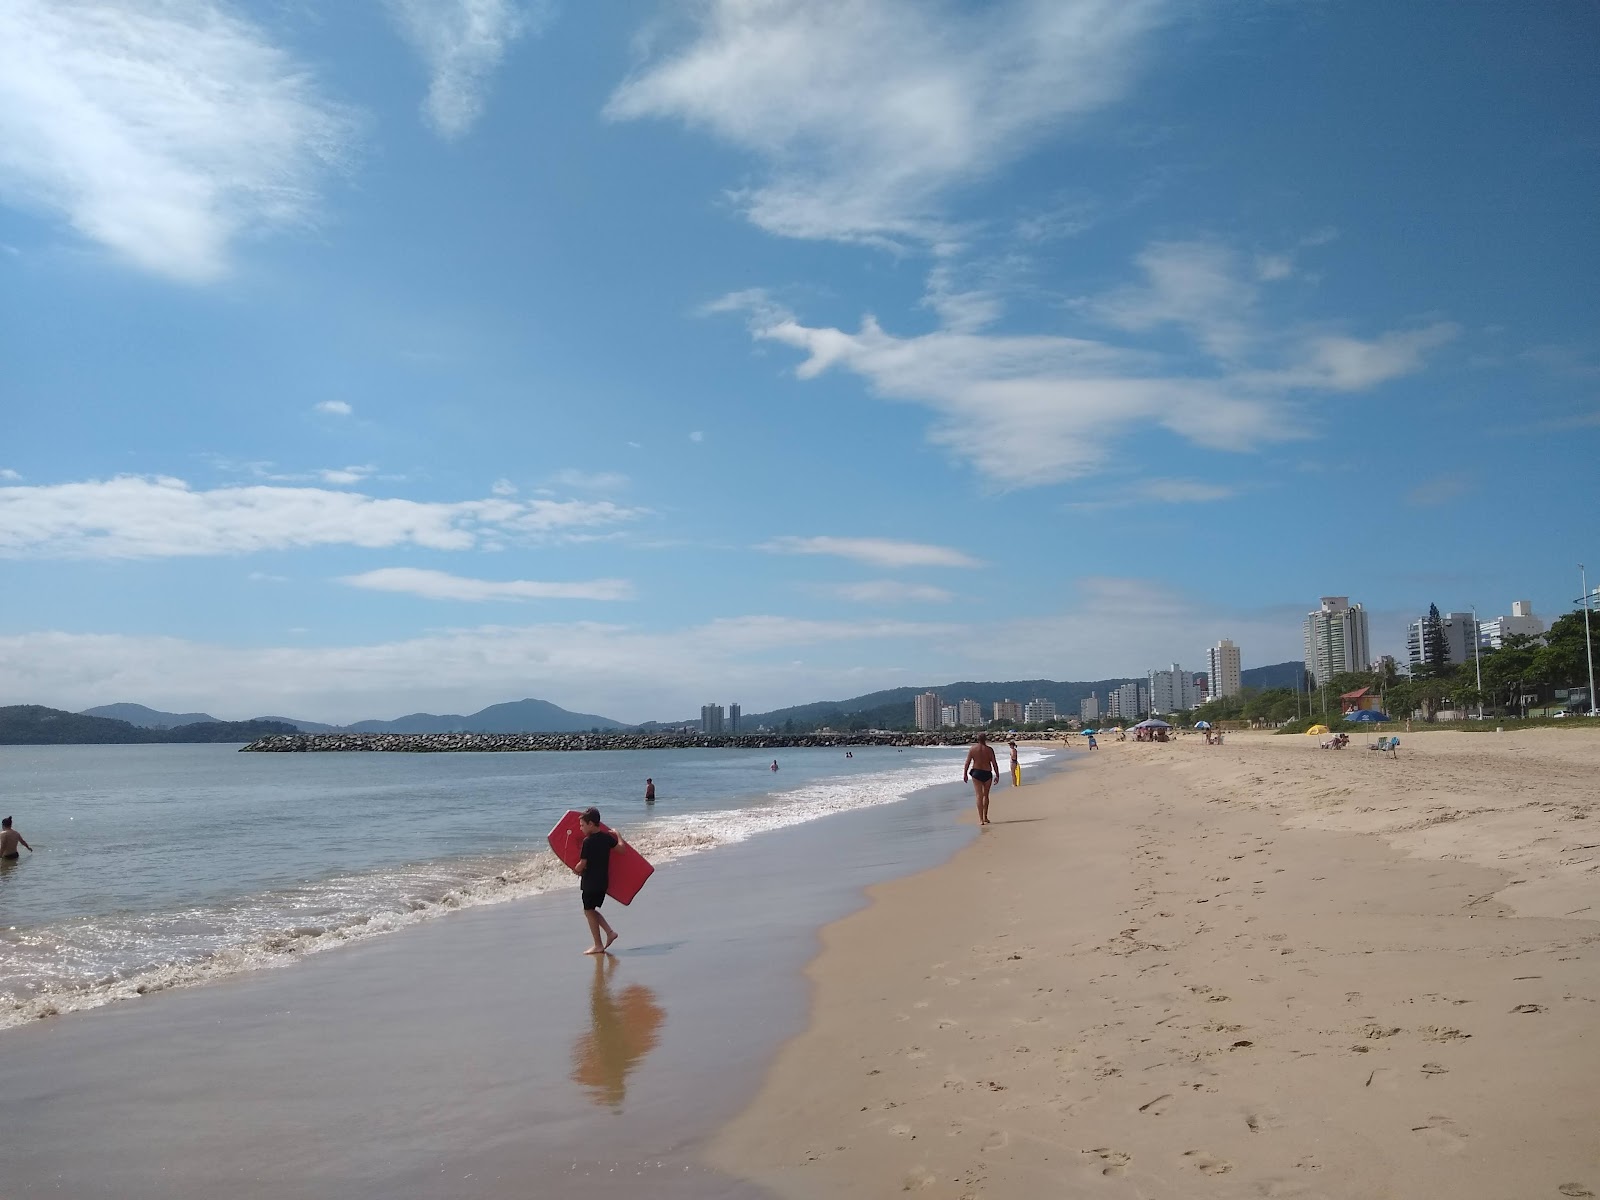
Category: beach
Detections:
[{"x1": 711, "y1": 730, "x2": 1600, "y2": 1198}]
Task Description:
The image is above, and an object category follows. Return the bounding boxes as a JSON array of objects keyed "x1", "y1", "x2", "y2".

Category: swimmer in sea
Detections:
[
  {"x1": 644, "y1": 778, "x2": 655, "y2": 803},
  {"x1": 962, "y1": 734, "x2": 999, "y2": 826},
  {"x1": 0, "y1": 816, "x2": 33, "y2": 860}
]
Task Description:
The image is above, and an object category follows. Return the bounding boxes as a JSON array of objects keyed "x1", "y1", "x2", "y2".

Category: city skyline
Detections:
[{"x1": 1, "y1": 4, "x2": 1594, "y2": 724}]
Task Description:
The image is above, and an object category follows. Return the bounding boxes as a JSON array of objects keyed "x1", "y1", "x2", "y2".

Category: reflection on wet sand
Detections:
[{"x1": 571, "y1": 956, "x2": 665, "y2": 1110}]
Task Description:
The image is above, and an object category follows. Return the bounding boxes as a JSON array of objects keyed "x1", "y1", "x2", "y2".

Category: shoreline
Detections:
[
  {"x1": 239, "y1": 731, "x2": 1063, "y2": 752},
  {"x1": 709, "y1": 730, "x2": 1600, "y2": 1198}
]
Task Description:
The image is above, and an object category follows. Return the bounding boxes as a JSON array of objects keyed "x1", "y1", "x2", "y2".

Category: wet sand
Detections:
[
  {"x1": 710, "y1": 730, "x2": 1600, "y2": 1198},
  {"x1": 0, "y1": 774, "x2": 993, "y2": 1199}
]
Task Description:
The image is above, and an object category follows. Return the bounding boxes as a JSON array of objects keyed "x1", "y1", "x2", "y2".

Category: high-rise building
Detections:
[
  {"x1": 728, "y1": 703, "x2": 741, "y2": 732},
  {"x1": 914, "y1": 691, "x2": 942, "y2": 731},
  {"x1": 1406, "y1": 610, "x2": 1477, "y2": 670},
  {"x1": 992, "y1": 699, "x2": 1022, "y2": 724},
  {"x1": 957, "y1": 698, "x2": 983, "y2": 727},
  {"x1": 1206, "y1": 639, "x2": 1242, "y2": 700},
  {"x1": 700, "y1": 703, "x2": 724, "y2": 734},
  {"x1": 1479, "y1": 600, "x2": 1546, "y2": 650},
  {"x1": 1147, "y1": 664, "x2": 1200, "y2": 713},
  {"x1": 1107, "y1": 681, "x2": 1145, "y2": 720},
  {"x1": 940, "y1": 704, "x2": 960, "y2": 728},
  {"x1": 1080, "y1": 694, "x2": 1100, "y2": 722},
  {"x1": 1024, "y1": 698, "x2": 1057, "y2": 723},
  {"x1": 1303, "y1": 597, "x2": 1372, "y2": 686}
]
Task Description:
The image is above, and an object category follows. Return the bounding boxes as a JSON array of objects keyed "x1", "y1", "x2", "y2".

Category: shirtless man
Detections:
[
  {"x1": 0, "y1": 816, "x2": 33, "y2": 860},
  {"x1": 962, "y1": 734, "x2": 1000, "y2": 826}
]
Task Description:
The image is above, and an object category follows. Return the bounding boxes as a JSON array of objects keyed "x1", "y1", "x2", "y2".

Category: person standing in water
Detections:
[
  {"x1": 573, "y1": 807, "x2": 623, "y2": 955},
  {"x1": 644, "y1": 778, "x2": 655, "y2": 803},
  {"x1": 963, "y1": 734, "x2": 999, "y2": 825},
  {"x1": 770, "y1": 760, "x2": 779, "y2": 772},
  {"x1": 0, "y1": 816, "x2": 33, "y2": 860}
]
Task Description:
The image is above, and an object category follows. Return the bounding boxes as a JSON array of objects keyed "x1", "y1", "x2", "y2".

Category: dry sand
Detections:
[{"x1": 709, "y1": 729, "x2": 1600, "y2": 1199}]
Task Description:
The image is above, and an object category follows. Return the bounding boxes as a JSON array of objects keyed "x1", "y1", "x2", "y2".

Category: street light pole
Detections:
[
  {"x1": 1471, "y1": 604, "x2": 1483, "y2": 720},
  {"x1": 1583, "y1": 565, "x2": 1597, "y2": 717}
]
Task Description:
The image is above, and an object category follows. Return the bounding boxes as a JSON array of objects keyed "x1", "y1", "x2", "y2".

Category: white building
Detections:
[
  {"x1": 1406, "y1": 610, "x2": 1478, "y2": 670},
  {"x1": 1479, "y1": 600, "x2": 1546, "y2": 650},
  {"x1": 940, "y1": 704, "x2": 960, "y2": 728},
  {"x1": 1205, "y1": 639, "x2": 1242, "y2": 700},
  {"x1": 700, "y1": 704, "x2": 724, "y2": 734},
  {"x1": 1303, "y1": 596, "x2": 1372, "y2": 686},
  {"x1": 1107, "y1": 681, "x2": 1146, "y2": 721},
  {"x1": 992, "y1": 699, "x2": 1022, "y2": 724},
  {"x1": 913, "y1": 692, "x2": 942, "y2": 731},
  {"x1": 1147, "y1": 665, "x2": 1200, "y2": 714},
  {"x1": 957, "y1": 698, "x2": 984, "y2": 727},
  {"x1": 1024, "y1": 698, "x2": 1057, "y2": 723},
  {"x1": 1080, "y1": 694, "x2": 1100, "y2": 722}
]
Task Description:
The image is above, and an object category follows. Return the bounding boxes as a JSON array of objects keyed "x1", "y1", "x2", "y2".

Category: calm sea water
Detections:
[{"x1": 0, "y1": 742, "x2": 1054, "y2": 1028}]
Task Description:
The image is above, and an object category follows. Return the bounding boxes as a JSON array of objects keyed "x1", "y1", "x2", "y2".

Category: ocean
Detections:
[{"x1": 0, "y1": 741, "x2": 1054, "y2": 1030}]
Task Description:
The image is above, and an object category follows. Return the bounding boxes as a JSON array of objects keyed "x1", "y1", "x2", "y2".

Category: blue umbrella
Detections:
[
  {"x1": 1193, "y1": 721, "x2": 1211, "y2": 729},
  {"x1": 1081, "y1": 728, "x2": 1098, "y2": 736},
  {"x1": 1344, "y1": 709, "x2": 1391, "y2": 723}
]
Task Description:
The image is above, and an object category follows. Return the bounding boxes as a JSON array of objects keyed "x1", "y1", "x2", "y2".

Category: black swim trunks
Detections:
[
  {"x1": 969, "y1": 768, "x2": 993, "y2": 783},
  {"x1": 1, "y1": 852, "x2": 17, "y2": 861},
  {"x1": 582, "y1": 888, "x2": 605, "y2": 911}
]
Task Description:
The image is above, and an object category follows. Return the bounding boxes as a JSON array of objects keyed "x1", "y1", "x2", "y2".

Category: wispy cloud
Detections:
[
  {"x1": 386, "y1": 0, "x2": 549, "y2": 137},
  {"x1": 761, "y1": 536, "x2": 981, "y2": 569},
  {"x1": 341, "y1": 567, "x2": 633, "y2": 602},
  {"x1": 715, "y1": 241, "x2": 1456, "y2": 486},
  {"x1": 319, "y1": 465, "x2": 376, "y2": 486},
  {"x1": 607, "y1": 0, "x2": 1166, "y2": 246},
  {"x1": 547, "y1": 469, "x2": 629, "y2": 492},
  {"x1": 688, "y1": 431, "x2": 705, "y2": 443},
  {"x1": 827, "y1": 580, "x2": 955, "y2": 604},
  {"x1": 0, "y1": 0, "x2": 353, "y2": 282},
  {"x1": 314, "y1": 400, "x2": 353, "y2": 416},
  {"x1": 1405, "y1": 473, "x2": 1472, "y2": 508},
  {"x1": 0, "y1": 469, "x2": 20, "y2": 481},
  {"x1": 1070, "y1": 478, "x2": 1239, "y2": 510},
  {"x1": 0, "y1": 476, "x2": 644, "y2": 559}
]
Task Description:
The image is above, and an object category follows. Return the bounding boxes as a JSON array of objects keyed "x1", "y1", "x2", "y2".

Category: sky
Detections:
[{"x1": 1, "y1": 0, "x2": 1597, "y2": 724}]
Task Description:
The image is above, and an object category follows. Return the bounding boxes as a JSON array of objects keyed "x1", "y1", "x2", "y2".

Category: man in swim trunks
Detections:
[
  {"x1": 644, "y1": 778, "x2": 655, "y2": 803},
  {"x1": 573, "y1": 807, "x2": 622, "y2": 955},
  {"x1": 963, "y1": 735, "x2": 1000, "y2": 826},
  {"x1": 0, "y1": 816, "x2": 32, "y2": 860}
]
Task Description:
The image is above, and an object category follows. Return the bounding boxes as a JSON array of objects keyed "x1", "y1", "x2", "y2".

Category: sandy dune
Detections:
[{"x1": 710, "y1": 730, "x2": 1600, "y2": 1199}]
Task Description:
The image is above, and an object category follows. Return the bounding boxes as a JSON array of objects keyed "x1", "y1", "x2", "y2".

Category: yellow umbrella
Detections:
[{"x1": 1305, "y1": 724, "x2": 1329, "y2": 735}]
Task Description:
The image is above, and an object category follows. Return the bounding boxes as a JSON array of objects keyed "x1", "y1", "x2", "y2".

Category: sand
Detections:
[{"x1": 709, "y1": 729, "x2": 1600, "y2": 1199}]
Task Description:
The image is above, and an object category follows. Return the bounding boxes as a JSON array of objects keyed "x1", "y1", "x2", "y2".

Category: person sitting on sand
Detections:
[
  {"x1": 963, "y1": 734, "x2": 1000, "y2": 826},
  {"x1": 573, "y1": 808, "x2": 624, "y2": 955},
  {"x1": 0, "y1": 816, "x2": 32, "y2": 860}
]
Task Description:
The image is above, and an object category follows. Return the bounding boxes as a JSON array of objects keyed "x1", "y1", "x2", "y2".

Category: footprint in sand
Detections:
[
  {"x1": 980, "y1": 1130, "x2": 1010, "y2": 1152},
  {"x1": 1083, "y1": 1148, "x2": 1130, "y2": 1177},
  {"x1": 1183, "y1": 1150, "x2": 1233, "y2": 1175},
  {"x1": 1245, "y1": 1106, "x2": 1282, "y2": 1133},
  {"x1": 1365, "y1": 1067, "x2": 1398, "y2": 1092},
  {"x1": 1510, "y1": 1003, "x2": 1546, "y2": 1014},
  {"x1": 1410, "y1": 1115, "x2": 1468, "y2": 1154},
  {"x1": 1558, "y1": 1185, "x2": 1595, "y2": 1198},
  {"x1": 1138, "y1": 1093, "x2": 1174, "y2": 1115}
]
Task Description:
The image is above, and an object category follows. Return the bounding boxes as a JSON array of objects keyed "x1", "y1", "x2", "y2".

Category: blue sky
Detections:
[{"x1": 1, "y1": 0, "x2": 1596, "y2": 723}]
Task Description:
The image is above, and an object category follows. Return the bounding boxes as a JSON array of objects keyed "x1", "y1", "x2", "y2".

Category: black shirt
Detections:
[{"x1": 580, "y1": 831, "x2": 617, "y2": 891}]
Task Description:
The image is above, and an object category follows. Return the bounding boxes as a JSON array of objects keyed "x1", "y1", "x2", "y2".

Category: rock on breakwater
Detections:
[{"x1": 240, "y1": 731, "x2": 1061, "y2": 753}]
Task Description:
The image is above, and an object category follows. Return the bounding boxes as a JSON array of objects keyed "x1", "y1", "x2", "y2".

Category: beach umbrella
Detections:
[
  {"x1": 1343, "y1": 709, "x2": 1391, "y2": 723},
  {"x1": 1305, "y1": 724, "x2": 1329, "y2": 735},
  {"x1": 1081, "y1": 728, "x2": 1098, "y2": 736},
  {"x1": 1133, "y1": 718, "x2": 1172, "y2": 729},
  {"x1": 1193, "y1": 721, "x2": 1211, "y2": 729}
]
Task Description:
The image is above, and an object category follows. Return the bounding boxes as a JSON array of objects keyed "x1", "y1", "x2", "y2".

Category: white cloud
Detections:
[
  {"x1": 828, "y1": 580, "x2": 955, "y2": 604},
  {"x1": 246, "y1": 570, "x2": 287, "y2": 582},
  {"x1": 1068, "y1": 478, "x2": 1238, "y2": 510},
  {"x1": 0, "y1": 469, "x2": 20, "y2": 481},
  {"x1": 761, "y1": 536, "x2": 981, "y2": 569},
  {"x1": 341, "y1": 567, "x2": 633, "y2": 602},
  {"x1": 318, "y1": 465, "x2": 376, "y2": 486},
  {"x1": 0, "y1": 0, "x2": 352, "y2": 282},
  {"x1": 547, "y1": 469, "x2": 629, "y2": 492},
  {"x1": 490, "y1": 478, "x2": 518, "y2": 496},
  {"x1": 688, "y1": 430, "x2": 705, "y2": 443},
  {"x1": 607, "y1": 0, "x2": 1165, "y2": 245},
  {"x1": 1246, "y1": 323, "x2": 1460, "y2": 391},
  {"x1": 0, "y1": 577, "x2": 1304, "y2": 723},
  {"x1": 0, "y1": 476, "x2": 644, "y2": 559},
  {"x1": 386, "y1": 0, "x2": 548, "y2": 137},
  {"x1": 314, "y1": 400, "x2": 354, "y2": 416},
  {"x1": 1085, "y1": 240, "x2": 1259, "y2": 360}
]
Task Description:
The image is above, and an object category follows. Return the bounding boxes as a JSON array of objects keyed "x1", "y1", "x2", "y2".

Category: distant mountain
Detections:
[
  {"x1": 1240, "y1": 661, "x2": 1306, "y2": 690},
  {"x1": 253, "y1": 715, "x2": 344, "y2": 733},
  {"x1": 2, "y1": 706, "x2": 299, "y2": 745},
  {"x1": 81, "y1": 702, "x2": 218, "y2": 729},
  {"x1": 345, "y1": 697, "x2": 626, "y2": 734}
]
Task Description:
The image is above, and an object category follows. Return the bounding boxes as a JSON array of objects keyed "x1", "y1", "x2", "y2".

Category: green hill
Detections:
[{"x1": 0, "y1": 706, "x2": 299, "y2": 745}]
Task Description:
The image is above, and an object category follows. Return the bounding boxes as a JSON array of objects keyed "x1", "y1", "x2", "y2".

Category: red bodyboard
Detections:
[{"x1": 547, "y1": 811, "x2": 654, "y2": 906}]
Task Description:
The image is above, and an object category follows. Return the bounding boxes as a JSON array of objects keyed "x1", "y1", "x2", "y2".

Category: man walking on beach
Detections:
[
  {"x1": 572, "y1": 808, "x2": 622, "y2": 955},
  {"x1": 963, "y1": 735, "x2": 999, "y2": 826},
  {"x1": 0, "y1": 816, "x2": 32, "y2": 860}
]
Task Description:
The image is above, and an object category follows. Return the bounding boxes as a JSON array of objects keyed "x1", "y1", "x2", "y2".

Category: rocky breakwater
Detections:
[{"x1": 240, "y1": 730, "x2": 1062, "y2": 753}]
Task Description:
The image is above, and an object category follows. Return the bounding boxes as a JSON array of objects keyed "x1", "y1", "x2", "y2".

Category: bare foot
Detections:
[
  {"x1": 603, "y1": 931, "x2": 619, "y2": 951},
  {"x1": 584, "y1": 945, "x2": 605, "y2": 955}
]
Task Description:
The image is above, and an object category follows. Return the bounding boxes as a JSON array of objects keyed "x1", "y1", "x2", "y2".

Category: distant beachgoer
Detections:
[
  {"x1": 1087, "y1": 732, "x2": 1098, "y2": 749},
  {"x1": 963, "y1": 734, "x2": 999, "y2": 826},
  {"x1": 573, "y1": 807, "x2": 622, "y2": 955},
  {"x1": 0, "y1": 816, "x2": 32, "y2": 860},
  {"x1": 845, "y1": 751, "x2": 852, "y2": 758},
  {"x1": 771, "y1": 760, "x2": 779, "y2": 772},
  {"x1": 1008, "y1": 739, "x2": 1021, "y2": 787},
  {"x1": 644, "y1": 778, "x2": 655, "y2": 803}
]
